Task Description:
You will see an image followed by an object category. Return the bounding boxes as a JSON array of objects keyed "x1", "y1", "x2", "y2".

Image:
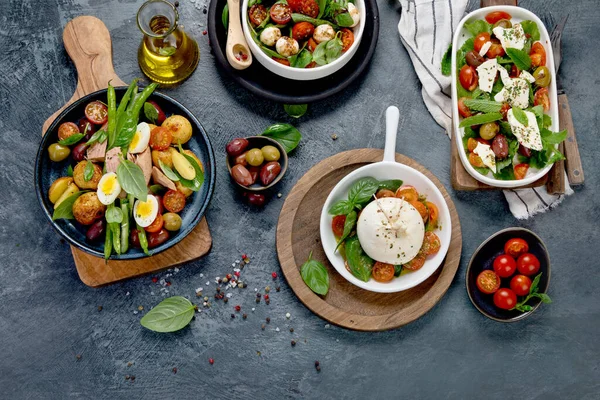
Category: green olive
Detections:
[
  {"x1": 48, "y1": 143, "x2": 71, "y2": 162},
  {"x1": 479, "y1": 122, "x2": 499, "y2": 140},
  {"x1": 245, "y1": 148, "x2": 264, "y2": 167},
  {"x1": 163, "y1": 212, "x2": 182, "y2": 231},
  {"x1": 493, "y1": 19, "x2": 512, "y2": 29},
  {"x1": 261, "y1": 145, "x2": 280, "y2": 162},
  {"x1": 533, "y1": 66, "x2": 551, "y2": 87}
]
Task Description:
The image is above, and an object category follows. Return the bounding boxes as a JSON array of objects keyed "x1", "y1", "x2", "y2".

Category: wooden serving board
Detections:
[
  {"x1": 42, "y1": 16, "x2": 212, "y2": 287},
  {"x1": 276, "y1": 149, "x2": 462, "y2": 331}
]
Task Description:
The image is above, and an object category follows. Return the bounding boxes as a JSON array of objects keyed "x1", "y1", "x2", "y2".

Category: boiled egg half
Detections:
[
  {"x1": 129, "y1": 122, "x2": 151, "y2": 154},
  {"x1": 97, "y1": 172, "x2": 122, "y2": 205},
  {"x1": 133, "y1": 195, "x2": 159, "y2": 228}
]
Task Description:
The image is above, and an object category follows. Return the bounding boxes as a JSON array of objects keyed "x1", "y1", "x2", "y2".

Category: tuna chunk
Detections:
[
  {"x1": 86, "y1": 140, "x2": 107, "y2": 162},
  {"x1": 135, "y1": 147, "x2": 152, "y2": 186},
  {"x1": 105, "y1": 147, "x2": 123, "y2": 173},
  {"x1": 151, "y1": 167, "x2": 177, "y2": 191}
]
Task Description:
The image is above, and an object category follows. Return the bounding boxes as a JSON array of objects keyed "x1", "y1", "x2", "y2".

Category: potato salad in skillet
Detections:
[
  {"x1": 47, "y1": 80, "x2": 204, "y2": 258},
  {"x1": 246, "y1": 0, "x2": 360, "y2": 68},
  {"x1": 454, "y1": 11, "x2": 566, "y2": 180}
]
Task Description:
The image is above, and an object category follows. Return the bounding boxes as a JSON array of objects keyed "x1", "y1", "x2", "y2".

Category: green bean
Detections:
[
  {"x1": 104, "y1": 225, "x2": 112, "y2": 260},
  {"x1": 137, "y1": 223, "x2": 150, "y2": 255},
  {"x1": 113, "y1": 83, "x2": 158, "y2": 149},
  {"x1": 120, "y1": 203, "x2": 130, "y2": 254},
  {"x1": 112, "y1": 223, "x2": 121, "y2": 255},
  {"x1": 107, "y1": 83, "x2": 117, "y2": 148},
  {"x1": 116, "y1": 80, "x2": 139, "y2": 139},
  {"x1": 128, "y1": 194, "x2": 135, "y2": 217}
]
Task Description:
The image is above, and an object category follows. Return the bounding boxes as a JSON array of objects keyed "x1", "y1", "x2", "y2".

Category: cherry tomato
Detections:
[
  {"x1": 85, "y1": 101, "x2": 108, "y2": 125},
  {"x1": 493, "y1": 254, "x2": 517, "y2": 278},
  {"x1": 504, "y1": 238, "x2": 529, "y2": 258},
  {"x1": 395, "y1": 185, "x2": 419, "y2": 202},
  {"x1": 272, "y1": 57, "x2": 291, "y2": 66},
  {"x1": 486, "y1": 40, "x2": 506, "y2": 58},
  {"x1": 295, "y1": 0, "x2": 319, "y2": 18},
  {"x1": 163, "y1": 190, "x2": 186, "y2": 213},
  {"x1": 248, "y1": 4, "x2": 268, "y2": 27},
  {"x1": 155, "y1": 195, "x2": 165, "y2": 215},
  {"x1": 534, "y1": 88, "x2": 550, "y2": 112},
  {"x1": 144, "y1": 214, "x2": 164, "y2": 233},
  {"x1": 468, "y1": 152, "x2": 484, "y2": 168},
  {"x1": 149, "y1": 126, "x2": 173, "y2": 151},
  {"x1": 500, "y1": 103, "x2": 510, "y2": 120},
  {"x1": 473, "y1": 32, "x2": 491, "y2": 53},
  {"x1": 331, "y1": 215, "x2": 346, "y2": 238},
  {"x1": 340, "y1": 28, "x2": 354, "y2": 53},
  {"x1": 510, "y1": 64, "x2": 520, "y2": 78},
  {"x1": 270, "y1": 3, "x2": 292, "y2": 25},
  {"x1": 422, "y1": 231, "x2": 441, "y2": 256},
  {"x1": 146, "y1": 100, "x2": 166, "y2": 125},
  {"x1": 476, "y1": 270, "x2": 501, "y2": 294},
  {"x1": 410, "y1": 201, "x2": 428, "y2": 222},
  {"x1": 404, "y1": 252, "x2": 426, "y2": 271},
  {"x1": 288, "y1": 0, "x2": 303, "y2": 12},
  {"x1": 459, "y1": 65, "x2": 478, "y2": 91},
  {"x1": 510, "y1": 274, "x2": 532, "y2": 296},
  {"x1": 372, "y1": 262, "x2": 395, "y2": 282},
  {"x1": 514, "y1": 163, "x2": 530, "y2": 180},
  {"x1": 425, "y1": 201, "x2": 439, "y2": 229},
  {"x1": 517, "y1": 253, "x2": 540, "y2": 276},
  {"x1": 375, "y1": 189, "x2": 395, "y2": 198},
  {"x1": 291, "y1": 22, "x2": 315, "y2": 41},
  {"x1": 148, "y1": 228, "x2": 170, "y2": 248},
  {"x1": 458, "y1": 97, "x2": 472, "y2": 118},
  {"x1": 305, "y1": 61, "x2": 318, "y2": 68},
  {"x1": 467, "y1": 137, "x2": 490, "y2": 152},
  {"x1": 530, "y1": 42, "x2": 546, "y2": 67},
  {"x1": 485, "y1": 11, "x2": 512, "y2": 24},
  {"x1": 58, "y1": 122, "x2": 80, "y2": 141},
  {"x1": 307, "y1": 38, "x2": 318, "y2": 52},
  {"x1": 493, "y1": 288, "x2": 517, "y2": 310}
]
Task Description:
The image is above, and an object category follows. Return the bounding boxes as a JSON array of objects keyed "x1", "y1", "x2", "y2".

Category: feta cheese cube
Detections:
[
  {"x1": 492, "y1": 23, "x2": 526, "y2": 51},
  {"x1": 519, "y1": 70, "x2": 536, "y2": 83},
  {"x1": 507, "y1": 109, "x2": 543, "y2": 150},
  {"x1": 479, "y1": 41, "x2": 492, "y2": 57},
  {"x1": 494, "y1": 68, "x2": 530, "y2": 109},
  {"x1": 473, "y1": 142, "x2": 497, "y2": 173},
  {"x1": 476, "y1": 58, "x2": 498, "y2": 93}
]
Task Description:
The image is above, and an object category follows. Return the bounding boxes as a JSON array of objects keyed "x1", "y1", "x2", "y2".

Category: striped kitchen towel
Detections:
[{"x1": 397, "y1": 0, "x2": 573, "y2": 219}]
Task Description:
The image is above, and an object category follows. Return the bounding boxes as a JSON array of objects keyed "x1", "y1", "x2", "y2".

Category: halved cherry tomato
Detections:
[
  {"x1": 149, "y1": 126, "x2": 173, "y2": 151},
  {"x1": 58, "y1": 122, "x2": 80, "y2": 141},
  {"x1": 422, "y1": 231, "x2": 441, "y2": 256},
  {"x1": 331, "y1": 215, "x2": 346, "y2": 238},
  {"x1": 395, "y1": 185, "x2": 419, "y2": 202},
  {"x1": 155, "y1": 195, "x2": 165, "y2": 215},
  {"x1": 248, "y1": 4, "x2": 268, "y2": 27},
  {"x1": 476, "y1": 270, "x2": 501, "y2": 294},
  {"x1": 494, "y1": 288, "x2": 517, "y2": 310},
  {"x1": 486, "y1": 39, "x2": 505, "y2": 58},
  {"x1": 404, "y1": 252, "x2": 426, "y2": 271},
  {"x1": 146, "y1": 100, "x2": 166, "y2": 125},
  {"x1": 85, "y1": 101, "x2": 108, "y2": 125},
  {"x1": 493, "y1": 254, "x2": 517, "y2": 278},
  {"x1": 500, "y1": 103, "x2": 510, "y2": 120},
  {"x1": 473, "y1": 32, "x2": 491, "y2": 53},
  {"x1": 505, "y1": 238, "x2": 529, "y2": 258},
  {"x1": 288, "y1": 0, "x2": 303, "y2": 12},
  {"x1": 372, "y1": 262, "x2": 395, "y2": 282},
  {"x1": 425, "y1": 201, "x2": 439, "y2": 230},
  {"x1": 291, "y1": 22, "x2": 315, "y2": 41},
  {"x1": 305, "y1": 61, "x2": 318, "y2": 68},
  {"x1": 340, "y1": 28, "x2": 354, "y2": 53},
  {"x1": 510, "y1": 64, "x2": 520, "y2": 78},
  {"x1": 459, "y1": 65, "x2": 478, "y2": 91},
  {"x1": 485, "y1": 11, "x2": 512, "y2": 24},
  {"x1": 534, "y1": 88, "x2": 550, "y2": 112},
  {"x1": 514, "y1": 163, "x2": 530, "y2": 180},
  {"x1": 307, "y1": 38, "x2": 318, "y2": 52},
  {"x1": 517, "y1": 253, "x2": 540, "y2": 276},
  {"x1": 458, "y1": 97, "x2": 472, "y2": 118},
  {"x1": 145, "y1": 213, "x2": 164, "y2": 233},
  {"x1": 467, "y1": 137, "x2": 490, "y2": 152},
  {"x1": 510, "y1": 274, "x2": 532, "y2": 296},
  {"x1": 468, "y1": 152, "x2": 484, "y2": 168},
  {"x1": 272, "y1": 57, "x2": 291, "y2": 66},
  {"x1": 163, "y1": 190, "x2": 186, "y2": 213},
  {"x1": 295, "y1": 0, "x2": 319, "y2": 18},
  {"x1": 270, "y1": 3, "x2": 292, "y2": 25},
  {"x1": 530, "y1": 42, "x2": 546, "y2": 67},
  {"x1": 410, "y1": 201, "x2": 429, "y2": 223},
  {"x1": 375, "y1": 189, "x2": 395, "y2": 198}
]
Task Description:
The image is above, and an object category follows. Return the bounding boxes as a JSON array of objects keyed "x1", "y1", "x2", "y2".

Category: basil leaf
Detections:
[
  {"x1": 144, "y1": 102, "x2": 159, "y2": 124},
  {"x1": 328, "y1": 199, "x2": 354, "y2": 216},
  {"x1": 52, "y1": 191, "x2": 85, "y2": 221},
  {"x1": 66, "y1": 165, "x2": 73, "y2": 177},
  {"x1": 140, "y1": 296, "x2": 195, "y2": 333},
  {"x1": 335, "y1": 12, "x2": 354, "y2": 27},
  {"x1": 85, "y1": 129, "x2": 107, "y2": 146},
  {"x1": 348, "y1": 177, "x2": 379, "y2": 207},
  {"x1": 158, "y1": 46, "x2": 176, "y2": 56},
  {"x1": 530, "y1": 272, "x2": 542, "y2": 294},
  {"x1": 149, "y1": 184, "x2": 166, "y2": 194},
  {"x1": 464, "y1": 20, "x2": 492, "y2": 36},
  {"x1": 284, "y1": 104, "x2": 308, "y2": 118},
  {"x1": 105, "y1": 205, "x2": 123, "y2": 224},
  {"x1": 312, "y1": 40, "x2": 328, "y2": 65},
  {"x1": 459, "y1": 112, "x2": 503, "y2": 128},
  {"x1": 159, "y1": 160, "x2": 180, "y2": 182},
  {"x1": 325, "y1": 37, "x2": 343, "y2": 63},
  {"x1": 291, "y1": 13, "x2": 338, "y2": 29},
  {"x1": 335, "y1": 210, "x2": 357, "y2": 251},
  {"x1": 394, "y1": 265, "x2": 403, "y2": 277},
  {"x1": 117, "y1": 160, "x2": 148, "y2": 202},
  {"x1": 516, "y1": 304, "x2": 533, "y2": 312},
  {"x1": 290, "y1": 49, "x2": 312, "y2": 68},
  {"x1": 535, "y1": 293, "x2": 552, "y2": 304},
  {"x1": 345, "y1": 236, "x2": 374, "y2": 282},
  {"x1": 317, "y1": 0, "x2": 326, "y2": 18},
  {"x1": 520, "y1": 20, "x2": 540, "y2": 41},
  {"x1": 512, "y1": 107, "x2": 529, "y2": 127},
  {"x1": 377, "y1": 179, "x2": 403, "y2": 192},
  {"x1": 83, "y1": 161, "x2": 95, "y2": 182},
  {"x1": 177, "y1": 143, "x2": 204, "y2": 190},
  {"x1": 260, "y1": 123, "x2": 302, "y2": 153},
  {"x1": 58, "y1": 133, "x2": 85, "y2": 146},
  {"x1": 541, "y1": 128, "x2": 567, "y2": 145},
  {"x1": 505, "y1": 48, "x2": 531, "y2": 71},
  {"x1": 222, "y1": 4, "x2": 229, "y2": 29},
  {"x1": 300, "y1": 252, "x2": 329, "y2": 295},
  {"x1": 463, "y1": 99, "x2": 503, "y2": 113},
  {"x1": 441, "y1": 44, "x2": 452, "y2": 76}
]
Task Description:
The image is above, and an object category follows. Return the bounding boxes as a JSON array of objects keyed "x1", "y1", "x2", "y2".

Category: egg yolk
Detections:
[
  {"x1": 101, "y1": 175, "x2": 118, "y2": 194},
  {"x1": 137, "y1": 199, "x2": 154, "y2": 218},
  {"x1": 129, "y1": 131, "x2": 141, "y2": 151}
]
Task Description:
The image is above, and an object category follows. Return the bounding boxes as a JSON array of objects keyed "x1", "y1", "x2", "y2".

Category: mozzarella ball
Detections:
[
  {"x1": 313, "y1": 24, "x2": 335, "y2": 43},
  {"x1": 275, "y1": 36, "x2": 299, "y2": 57},
  {"x1": 260, "y1": 26, "x2": 282, "y2": 47},
  {"x1": 347, "y1": 3, "x2": 360, "y2": 28}
]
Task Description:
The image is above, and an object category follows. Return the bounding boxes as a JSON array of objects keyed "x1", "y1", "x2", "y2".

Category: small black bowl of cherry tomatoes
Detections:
[{"x1": 466, "y1": 227, "x2": 552, "y2": 322}]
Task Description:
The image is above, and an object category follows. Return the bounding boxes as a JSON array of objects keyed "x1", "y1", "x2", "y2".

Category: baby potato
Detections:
[
  {"x1": 183, "y1": 149, "x2": 203, "y2": 172},
  {"x1": 152, "y1": 148, "x2": 176, "y2": 169},
  {"x1": 54, "y1": 182, "x2": 80, "y2": 209},
  {"x1": 49, "y1": 177, "x2": 74, "y2": 204},
  {"x1": 175, "y1": 181, "x2": 193, "y2": 198},
  {"x1": 72, "y1": 192, "x2": 106, "y2": 225},
  {"x1": 162, "y1": 115, "x2": 192, "y2": 145},
  {"x1": 172, "y1": 151, "x2": 195, "y2": 180},
  {"x1": 147, "y1": 123, "x2": 158, "y2": 131},
  {"x1": 73, "y1": 161, "x2": 102, "y2": 190}
]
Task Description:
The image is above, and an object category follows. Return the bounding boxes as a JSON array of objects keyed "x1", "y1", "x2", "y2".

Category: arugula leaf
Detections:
[
  {"x1": 441, "y1": 44, "x2": 452, "y2": 76},
  {"x1": 159, "y1": 160, "x2": 180, "y2": 182},
  {"x1": 473, "y1": 166, "x2": 490, "y2": 176},
  {"x1": 463, "y1": 99, "x2": 503, "y2": 113},
  {"x1": 117, "y1": 160, "x2": 148, "y2": 202},
  {"x1": 335, "y1": 210, "x2": 357, "y2": 252},
  {"x1": 459, "y1": 112, "x2": 503, "y2": 128},
  {"x1": 495, "y1": 139, "x2": 519, "y2": 172},
  {"x1": 261, "y1": 123, "x2": 302, "y2": 153},
  {"x1": 58, "y1": 133, "x2": 85, "y2": 146},
  {"x1": 329, "y1": 199, "x2": 354, "y2": 216},
  {"x1": 144, "y1": 102, "x2": 158, "y2": 124},
  {"x1": 300, "y1": 251, "x2": 329, "y2": 296},
  {"x1": 461, "y1": 126, "x2": 478, "y2": 153},
  {"x1": 284, "y1": 104, "x2": 308, "y2": 118},
  {"x1": 140, "y1": 296, "x2": 195, "y2": 333},
  {"x1": 506, "y1": 48, "x2": 532, "y2": 71},
  {"x1": 52, "y1": 191, "x2": 85, "y2": 221},
  {"x1": 348, "y1": 177, "x2": 379, "y2": 208},
  {"x1": 464, "y1": 20, "x2": 492, "y2": 36},
  {"x1": 520, "y1": 20, "x2": 540, "y2": 41},
  {"x1": 83, "y1": 161, "x2": 95, "y2": 182}
]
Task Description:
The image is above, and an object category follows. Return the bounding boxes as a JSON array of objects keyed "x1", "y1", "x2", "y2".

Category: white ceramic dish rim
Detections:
[
  {"x1": 451, "y1": 6, "x2": 559, "y2": 188},
  {"x1": 241, "y1": 0, "x2": 366, "y2": 81},
  {"x1": 319, "y1": 107, "x2": 452, "y2": 293}
]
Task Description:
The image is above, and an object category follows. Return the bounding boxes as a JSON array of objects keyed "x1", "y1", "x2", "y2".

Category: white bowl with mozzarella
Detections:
[
  {"x1": 451, "y1": 6, "x2": 559, "y2": 188},
  {"x1": 319, "y1": 107, "x2": 452, "y2": 293}
]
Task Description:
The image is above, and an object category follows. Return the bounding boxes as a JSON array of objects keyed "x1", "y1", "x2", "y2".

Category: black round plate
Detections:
[
  {"x1": 207, "y1": 0, "x2": 380, "y2": 104},
  {"x1": 466, "y1": 227, "x2": 551, "y2": 322},
  {"x1": 35, "y1": 88, "x2": 216, "y2": 260}
]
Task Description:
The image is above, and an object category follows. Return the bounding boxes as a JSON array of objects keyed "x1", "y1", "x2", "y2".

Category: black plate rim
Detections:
[
  {"x1": 207, "y1": 0, "x2": 380, "y2": 104},
  {"x1": 35, "y1": 88, "x2": 216, "y2": 260}
]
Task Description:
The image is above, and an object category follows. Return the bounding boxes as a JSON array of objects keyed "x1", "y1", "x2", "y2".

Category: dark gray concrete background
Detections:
[{"x1": 1, "y1": 0, "x2": 598, "y2": 398}]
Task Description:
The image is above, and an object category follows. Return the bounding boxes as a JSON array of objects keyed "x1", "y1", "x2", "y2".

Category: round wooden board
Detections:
[{"x1": 276, "y1": 149, "x2": 462, "y2": 331}]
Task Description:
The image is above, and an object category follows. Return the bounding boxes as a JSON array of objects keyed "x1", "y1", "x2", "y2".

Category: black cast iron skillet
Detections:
[{"x1": 35, "y1": 88, "x2": 216, "y2": 260}]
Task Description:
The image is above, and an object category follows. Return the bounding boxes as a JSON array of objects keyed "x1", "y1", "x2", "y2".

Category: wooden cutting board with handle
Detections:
[{"x1": 42, "y1": 16, "x2": 212, "y2": 287}]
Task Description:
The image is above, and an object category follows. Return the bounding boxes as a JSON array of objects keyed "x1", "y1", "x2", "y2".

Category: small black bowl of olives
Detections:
[{"x1": 225, "y1": 136, "x2": 288, "y2": 192}]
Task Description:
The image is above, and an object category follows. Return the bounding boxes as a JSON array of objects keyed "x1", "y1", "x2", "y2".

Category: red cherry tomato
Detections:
[
  {"x1": 517, "y1": 253, "x2": 540, "y2": 276},
  {"x1": 149, "y1": 126, "x2": 173, "y2": 151},
  {"x1": 331, "y1": 215, "x2": 346, "y2": 238},
  {"x1": 372, "y1": 262, "x2": 395, "y2": 283},
  {"x1": 476, "y1": 270, "x2": 501, "y2": 294},
  {"x1": 510, "y1": 274, "x2": 532, "y2": 296},
  {"x1": 307, "y1": 38, "x2": 318, "y2": 52},
  {"x1": 459, "y1": 65, "x2": 478, "y2": 91},
  {"x1": 504, "y1": 238, "x2": 529, "y2": 258},
  {"x1": 510, "y1": 64, "x2": 520, "y2": 78},
  {"x1": 494, "y1": 288, "x2": 517, "y2": 310},
  {"x1": 269, "y1": 3, "x2": 292, "y2": 25},
  {"x1": 493, "y1": 254, "x2": 517, "y2": 278},
  {"x1": 458, "y1": 97, "x2": 472, "y2": 118},
  {"x1": 272, "y1": 57, "x2": 291, "y2": 66},
  {"x1": 473, "y1": 32, "x2": 491, "y2": 53},
  {"x1": 534, "y1": 88, "x2": 551, "y2": 112},
  {"x1": 291, "y1": 22, "x2": 315, "y2": 41},
  {"x1": 514, "y1": 163, "x2": 530, "y2": 180},
  {"x1": 295, "y1": 0, "x2": 319, "y2": 18},
  {"x1": 404, "y1": 252, "x2": 426, "y2": 271},
  {"x1": 144, "y1": 214, "x2": 164, "y2": 233},
  {"x1": 58, "y1": 122, "x2": 80, "y2": 141},
  {"x1": 500, "y1": 103, "x2": 510, "y2": 120},
  {"x1": 340, "y1": 28, "x2": 354, "y2": 53},
  {"x1": 163, "y1": 190, "x2": 186, "y2": 213},
  {"x1": 530, "y1": 42, "x2": 547, "y2": 67},
  {"x1": 248, "y1": 4, "x2": 268, "y2": 27},
  {"x1": 485, "y1": 11, "x2": 512, "y2": 24},
  {"x1": 486, "y1": 40, "x2": 506, "y2": 58},
  {"x1": 85, "y1": 101, "x2": 108, "y2": 125}
]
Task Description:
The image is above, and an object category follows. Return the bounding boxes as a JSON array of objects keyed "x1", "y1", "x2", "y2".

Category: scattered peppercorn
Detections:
[
  {"x1": 152, "y1": 277, "x2": 158, "y2": 283},
  {"x1": 261, "y1": 324, "x2": 266, "y2": 330},
  {"x1": 243, "y1": 314, "x2": 247, "y2": 320},
  {"x1": 125, "y1": 375, "x2": 130, "y2": 380},
  {"x1": 209, "y1": 358, "x2": 214, "y2": 365},
  {"x1": 255, "y1": 298, "x2": 260, "y2": 303},
  {"x1": 315, "y1": 361, "x2": 321, "y2": 372},
  {"x1": 202, "y1": 29, "x2": 207, "y2": 35},
  {"x1": 224, "y1": 298, "x2": 228, "y2": 304},
  {"x1": 127, "y1": 362, "x2": 133, "y2": 367},
  {"x1": 266, "y1": 317, "x2": 270, "y2": 323},
  {"x1": 216, "y1": 287, "x2": 221, "y2": 293},
  {"x1": 172, "y1": 367, "x2": 178, "y2": 374},
  {"x1": 291, "y1": 340, "x2": 296, "y2": 346},
  {"x1": 265, "y1": 286, "x2": 271, "y2": 293},
  {"x1": 231, "y1": 314, "x2": 235, "y2": 318},
  {"x1": 226, "y1": 274, "x2": 232, "y2": 280},
  {"x1": 218, "y1": 278, "x2": 222, "y2": 284},
  {"x1": 76, "y1": 354, "x2": 82, "y2": 361},
  {"x1": 265, "y1": 299, "x2": 270, "y2": 305},
  {"x1": 271, "y1": 272, "x2": 278, "y2": 279},
  {"x1": 264, "y1": 294, "x2": 269, "y2": 300},
  {"x1": 166, "y1": 281, "x2": 171, "y2": 286},
  {"x1": 204, "y1": 296, "x2": 209, "y2": 302},
  {"x1": 276, "y1": 286, "x2": 281, "y2": 292},
  {"x1": 97, "y1": 306, "x2": 103, "y2": 311},
  {"x1": 131, "y1": 375, "x2": 136, "y2": 381},
  {"x1": 316, "y1": 365, "x2": 321, "y2": 372},
  {"x1": 290, "y1": 328, "x2": 294, "y2": 333},
  {"x1": 256, "y1": 293, "x2": 261, "y2": 298},
  {"x1": 234, "y1": 305, "x2": 241, "y2": 312},
  {"x1": 315, "y1": 361, "x2": 320, "y2": 366},
  {"x1": 174, "y1": 1, "x2": 179, "y2": 7},
  {"x1": 222, "y1": 278, "x2": 229, "y2": 283},
  {"x1": 331, "y1": 134, "x2": 338, "y2": 140},
  {"x1": 234, "y1": 271, "x2": 240, "y2": 277},
  {"x1": 138, "y1": 306, "x2": 144, "y2": 311}
]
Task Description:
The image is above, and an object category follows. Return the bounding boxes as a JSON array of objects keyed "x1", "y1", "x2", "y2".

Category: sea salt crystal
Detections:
[
  {"x1": 252, "y1": 308, "x2": 256, "y2": 312},
  {"x1": 226, "y1": 293, "x2": 233, "y2": 298},
  {"x1": 200, "y1": 273, "x2": 204, "y2": 278},
  {"x1": 195, "y1": 287, "x2": 203, "y2": 293},
  {"x1": 206, "y1": 281, "x2": 210, "y2": 286},
  {"x1": 133, "y1": 311, "x2": 138, "y2": 315},
  {"x1": 275, "y1": 327, "x2": 280, "y2": 332},
  {"x1": 286, "y1": 313, "x2": 291, "y2": 319},
  {"x1": 126, "y1": 292, "x2": 130, "y2": 296},
  {"x1": 324, "y1": 324, "x2": 330, "y2": 329},
  {"x1": 174, "y1": 268, "x2": 180, "y2": 273}
]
